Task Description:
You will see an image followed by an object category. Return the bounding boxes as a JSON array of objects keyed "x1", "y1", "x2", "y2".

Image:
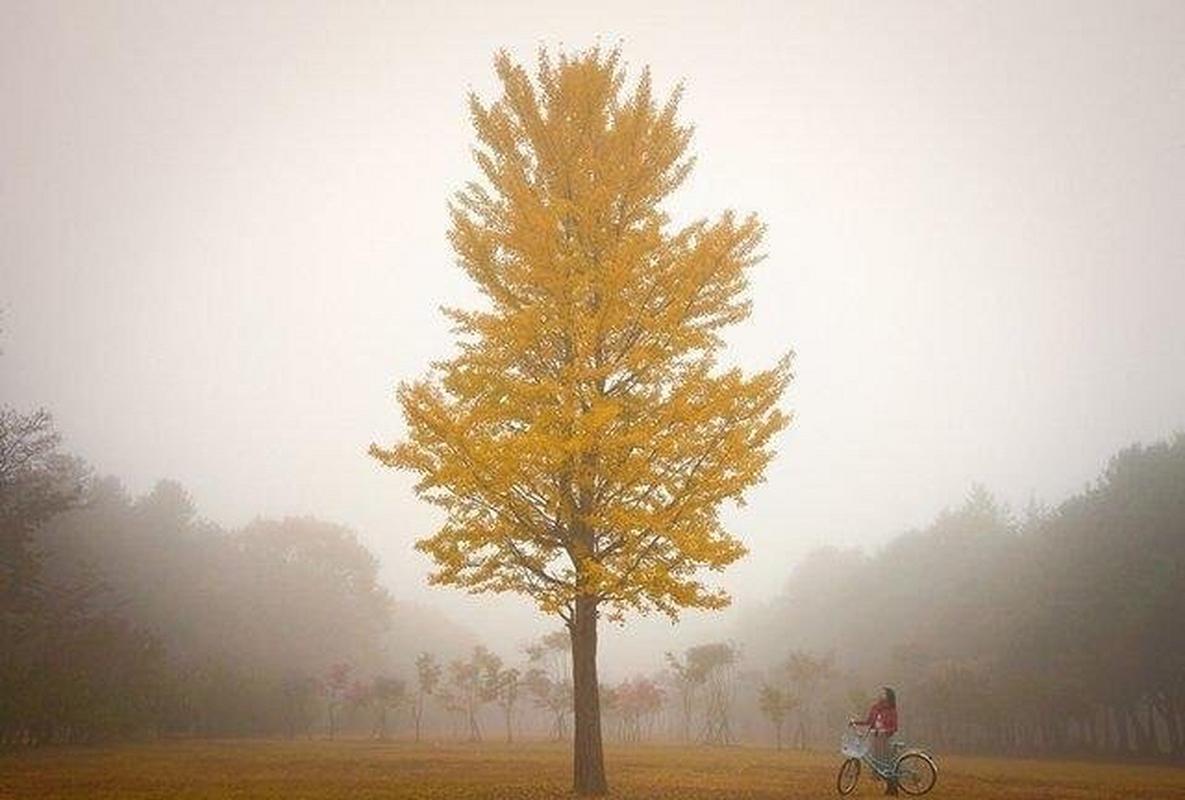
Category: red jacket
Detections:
[{"x1": 862, "y1": 699, "x2": 898, "y2": 735}]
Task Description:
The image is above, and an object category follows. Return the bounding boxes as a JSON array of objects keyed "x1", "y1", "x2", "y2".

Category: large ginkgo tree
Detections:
[{"x1": 372, "y1": 47, "x2": 790, "y2": 795}]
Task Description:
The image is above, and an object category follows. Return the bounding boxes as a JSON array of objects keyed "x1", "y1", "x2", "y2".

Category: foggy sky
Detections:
[{"x1": 3, "y1": 0, "x2": 1184, "y2": 672}]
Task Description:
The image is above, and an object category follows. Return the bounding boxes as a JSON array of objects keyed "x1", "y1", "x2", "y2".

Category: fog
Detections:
[{"x1": 3, "y1": 0, "x2": 1184, "y2": 684}]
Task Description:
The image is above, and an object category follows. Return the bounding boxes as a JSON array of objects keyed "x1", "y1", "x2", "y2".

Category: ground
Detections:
[{"x1": 2, "y1": 740, "x2": 1184, "y2": 799}]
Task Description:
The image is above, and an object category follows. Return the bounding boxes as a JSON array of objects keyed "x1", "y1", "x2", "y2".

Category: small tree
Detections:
[
  {"x1": 758, "y1": 684, "x2": 798, "y2": 750},
  {"x1": 413, "y1": 652, "x2": 441, "y2": 742},
  {"x1": 665, "y1": 650, "x2": 709, "y2": 742},
  {"x1": 784, "y1": 651, "x2": 836, "y2": 749},
  {"x1": 611, "y1": 676, "x2": 664, "y2": 743},
  {"x1": 322, "y1": 662, "x2": 352, "y2": 740},
  {"x1": 695, "y1": 642, "x2": 740, "y2": 745},
  {"x1": 370, "y1": 676, "x2": 407, "y2": 740},
  {"x1": 526, "y1": 632, "x2": 574, "y2": 740},
  {"x1": 372, "y1": 48, "x2": 790, "y2": 794},
  {"x1": 280, "y1": 675, "x2": 320, "y2": 740},
  {"x1": 524, "y1": 666, "x2": 573, "y2": 740},
  {"x1": 443, "y1": 646, "x2": 500, "y2": 741},
  {"x1": 526, "y1": 631, "x2": 571, "y2": 683},
  {"x1": 490, "y1": 666, "x2": 521, "y2": 743}
]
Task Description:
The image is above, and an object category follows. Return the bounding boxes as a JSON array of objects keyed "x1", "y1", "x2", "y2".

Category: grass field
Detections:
[{"x1": 2, "y1": 739, "x2": 1184, "y2": 800}]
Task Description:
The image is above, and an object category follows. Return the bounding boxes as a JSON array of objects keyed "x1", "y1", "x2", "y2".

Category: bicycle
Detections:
[{"x1": 836, "y1": 721, "x2": 937, "y2": 795}]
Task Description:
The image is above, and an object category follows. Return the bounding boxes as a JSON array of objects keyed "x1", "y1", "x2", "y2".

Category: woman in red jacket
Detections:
[{"x1": 851, "y1": 687, "x2": 899, "y2": 795}]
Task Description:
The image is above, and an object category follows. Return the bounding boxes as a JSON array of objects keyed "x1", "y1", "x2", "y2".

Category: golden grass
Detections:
[{"x1": 1, "y1": 739, "x2": 1183, "y2": 799}]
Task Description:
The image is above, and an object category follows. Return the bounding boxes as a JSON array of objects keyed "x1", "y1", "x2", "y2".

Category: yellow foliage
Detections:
[{"x1": 371, "y1": 47, "x2": 792, "y2": 624}]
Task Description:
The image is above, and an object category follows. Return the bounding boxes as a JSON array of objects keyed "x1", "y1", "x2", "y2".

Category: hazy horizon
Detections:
[{"x1": 4, "y1": 0, "x2": 1184, "y2": 671}]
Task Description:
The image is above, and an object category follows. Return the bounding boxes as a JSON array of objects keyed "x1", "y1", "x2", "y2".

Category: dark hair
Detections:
[{"x1": 883, "y1": 686, "x2": 897, "y2": 707}]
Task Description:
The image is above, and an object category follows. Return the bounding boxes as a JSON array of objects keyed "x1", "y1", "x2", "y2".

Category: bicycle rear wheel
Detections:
[
  {"x1": 836, "y1": 757, "x2": 860, "y2": 795},
  {"x1": 894, "y1": 752, "x2": 937, "y2": 795}
]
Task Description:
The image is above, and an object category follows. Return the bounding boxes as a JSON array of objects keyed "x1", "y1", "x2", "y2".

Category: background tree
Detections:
[
  {"x1": 758, "y1": 683, "x2": 797, "y2": 750},
  {"x1": 524, "y1": 665, "x2": 573, "y2": 741},
  {"x1": 322, "y1": 663, "x2": 352, "y2": 740},
  {"x1": 664, "y1": 649, "x2": 708, "y2": 742},
  {"x1": 610, "y1": 675, "x2": 665, "y2": 743},
  {"x1": 280, "y1": 675, "x2": 320, "y2": 740},
  {"x1": 524, "y1": 628, "x2": 574, "y2": 741},
  {"x1": 413, "y1": 652, "x2": 441, "y2": 742},
  {"x1": 372, "y1": 46, "x2": 790, "y2": 794},
  {"x1": 783, "y1": 651, "x2": 835, "y2": 749},
  {"x1": 526, "y1": 631, "x2": 572, "y2": 682},
  {"x1": 0, "y1": 407, "x2": 84, "y2": 609},
  {"x1": 368, "y1": 676, "x2": 407, "y2": 740},
  {"x1": 687, "y1": 642, "x2": 740, "y2": 745},
  {"x1": 442, "y1": 646, "x2": 501, "y2": 742},
  {"x1": 490, "y1": 665, "x2": 521, "y2": 743}
]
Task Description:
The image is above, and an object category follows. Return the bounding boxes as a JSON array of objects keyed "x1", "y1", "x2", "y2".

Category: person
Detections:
[{"x1": 850, "y1": 687, "x2": 899, "y2": 795}]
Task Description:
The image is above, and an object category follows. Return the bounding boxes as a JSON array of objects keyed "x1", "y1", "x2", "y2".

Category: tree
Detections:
[
  {"x1": 783, "y1": 651, "x2": 835, "y2": 749},
  {"x1": 758, "y1": 684, "x2": 797, "y2": 750},
  {"x1": 524, "y1": 632, "x2": 574, "y2": 741},
  {"x1": 230, "y1": 517, "x2": 393, "y2": 675},
  {"x1": 322, "y1": 662, "x2": 352, "y2": 740},
  {"x1": 609, "y1": 675, "x2": 664, "y2": 743},
  {"x1": 664, "y1": 649, "x2": 708, "y2": 742},
  {"x1": 490, "y1": 665, "x2": 521, "y2": 743},
  {"x1": 369, "y1": 676, "x2": 407, "y2": 740},
  {"x1": 666, "y1": 643, "x2": 739, "y2": 745},
  {"x1": 0, "y1": 407, "x2": 84, "y2": 609},
  {"x1": 280, "y1": 675, "x2": 320, "y2": 740},
  {"x1": 525, "y1": 666, "x2": 573, "y2": 741},
  {"x1": 413, "y1": 652, "x2": 442, "y2": 742},
  {"x1": 694, "y1": 642, "x2": 740, "y2": 745},
  {"x1": 442, "y1": 646, "x2": 500, "y2": 741},
  {"x1": 524, "y1": 634, "x2": 574, "y2": 743},
  {"x1": 371, "y1": 47, "x2": 790, "y2": 794},
  {"x1": 526, "y1": 631, "x2": 572, "y2": 682}
]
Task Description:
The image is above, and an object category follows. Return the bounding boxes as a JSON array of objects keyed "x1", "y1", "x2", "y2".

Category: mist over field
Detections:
[{"x1": 2, "y1": 2, "x2": 1184, "y2": 797}]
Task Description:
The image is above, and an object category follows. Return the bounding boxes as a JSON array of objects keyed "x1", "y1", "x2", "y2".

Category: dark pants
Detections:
[{"x1": 872, "y1": 733, "x2": 898, "y2": 795}]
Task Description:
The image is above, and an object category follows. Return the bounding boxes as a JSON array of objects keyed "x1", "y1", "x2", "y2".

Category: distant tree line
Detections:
[
  {"x1": 0, "y1": 402, "x2": 393, "y2": 745},
  {"x1": 5, "y1": 380, "x2": 1182, "y2": 760},
  {"x1": 742, "y1": 434, "x2": 1185, "y2": 761}
]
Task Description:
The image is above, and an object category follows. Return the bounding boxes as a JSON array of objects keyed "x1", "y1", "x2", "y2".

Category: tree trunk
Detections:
[
  {"x1": 468, "y1": 705, "x2": 481, "y2": 742},
  {"x1": 569, "y1": 595, "x2": 607, "y2": 795},
  {"x1": 1149, "y1": 701, "x2": 1161, "y2": 756},
  {"x1": 1169, "y1": 702, "x2": 1184, "y2": 760},
  {"x1": 1129, "y1": 705, "x2": 1152, "y2": 756}
]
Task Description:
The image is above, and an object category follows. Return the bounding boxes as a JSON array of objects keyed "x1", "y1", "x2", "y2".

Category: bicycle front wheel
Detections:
[
  {"x1": 836, "y1": 757, "x2": 861, "y2": 795},
  {"x1": 894, "y1": 752, "x2": 937, "y2": 795}
]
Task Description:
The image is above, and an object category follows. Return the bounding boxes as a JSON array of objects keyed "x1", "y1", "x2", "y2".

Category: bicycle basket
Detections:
[{"x1": 841, "y1": 731, "x2": 870, "y2": 758}]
